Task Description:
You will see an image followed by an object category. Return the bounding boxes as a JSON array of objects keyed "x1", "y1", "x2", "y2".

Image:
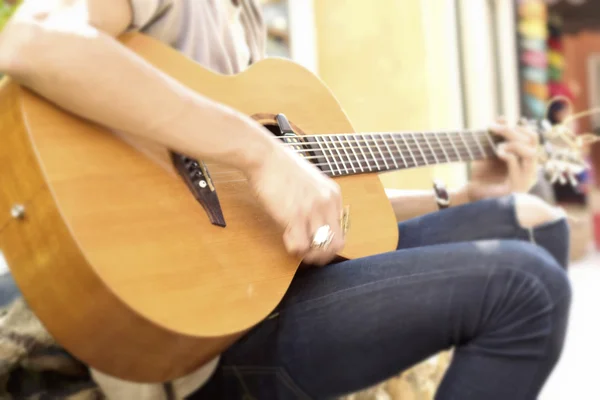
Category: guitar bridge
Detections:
[{"x1": 171, "y1": 152, "x2": 226, "y2": 227}]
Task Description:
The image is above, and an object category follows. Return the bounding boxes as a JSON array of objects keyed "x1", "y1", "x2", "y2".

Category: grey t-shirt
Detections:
[
  {"x1": 129, "y1": 0, "x2": 266, "y2": 74},
  {"x1": 91, "y1": 1, "x2": 266, "y2": 398}
]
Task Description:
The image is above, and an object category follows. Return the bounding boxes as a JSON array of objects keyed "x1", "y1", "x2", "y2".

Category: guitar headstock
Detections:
[{"x1": 531, "y1": 119, "x2": 591, "y2": 187}]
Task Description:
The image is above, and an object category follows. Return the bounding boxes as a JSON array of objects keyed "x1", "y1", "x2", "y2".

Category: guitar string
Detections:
[
  {"x1": 276, "y1": 132, "x2": 497, "y2": 154},
  {"x1": 198, "y1": 130, "x2": 498, "y2": 180},
  {"x1": 278, "y1": 131, "x2": 497, "y2": 167},
  {"x1": 204, "y1": 146, "x2": 496, "y2": 179},
  {"x1": 276, "y1": 132, "x2": 495, "y2": 150},
  {"x1": 279, "y1": 141, "x2": 494, "y2": 161},
  {"x1": 205, "y1": 152, "x2": 492, "y2": 179},
  {"x1": 208, "y1": 148, "x2": 495, "y2": 183},
  {"x1": 278, "y1": 137, "x2": 493, "y2": 153},
  {"x1": 204, "y1": 133, "x2": 496, "y2": 169},
  {"x1": 204, "y1": 139, "x2": 495, "y2": 178},
  {"x1": 272, "y1": 130, "x2": 490, "y2": 139},
  {"x1": 206, "y1": 148, "x2": 492, "y2": 178}
]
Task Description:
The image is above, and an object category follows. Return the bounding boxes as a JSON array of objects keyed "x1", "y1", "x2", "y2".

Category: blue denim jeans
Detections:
[{"x1": 190, "y1": 195, "x2": 571, "y2": 400}]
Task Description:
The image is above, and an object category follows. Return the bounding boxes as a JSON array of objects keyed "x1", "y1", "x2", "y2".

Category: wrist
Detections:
[
  {"x1": 451, "y1": 185, "x2": 472, "y2": 206},
  {"x1": 233, "y1": 115, "x2": 279, "y2": 176}
]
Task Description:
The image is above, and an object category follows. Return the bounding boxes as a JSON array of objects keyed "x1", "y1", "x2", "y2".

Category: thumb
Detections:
[{"x1": 497, "y1": 144, "x2": 523, "y2": 191}]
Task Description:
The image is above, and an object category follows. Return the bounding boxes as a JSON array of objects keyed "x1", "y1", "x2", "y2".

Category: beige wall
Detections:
[{"x1": 313, "y1": 0, "x2": 467, "y2": 190}]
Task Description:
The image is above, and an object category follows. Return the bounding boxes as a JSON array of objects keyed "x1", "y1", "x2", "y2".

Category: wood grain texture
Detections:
[
  {"x1": 0, "y1": 80, "x2": 240, "y2": 382},
  {"x1": 0, "y1": 33, "x2": 398, "y2": 381}
]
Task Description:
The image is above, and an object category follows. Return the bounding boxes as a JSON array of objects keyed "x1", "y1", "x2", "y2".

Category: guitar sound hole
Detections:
[{"x1": 263, "y1": 123, "x2": 282, "y2": 136}]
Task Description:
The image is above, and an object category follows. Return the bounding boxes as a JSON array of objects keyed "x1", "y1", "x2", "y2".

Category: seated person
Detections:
[{"x1": 0, "y1": 1, "x2": 571, "y2": 399}]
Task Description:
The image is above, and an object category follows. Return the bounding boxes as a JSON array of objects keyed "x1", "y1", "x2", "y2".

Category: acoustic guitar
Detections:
[{"x1": 0, "y1": 33, "x2": 584, "y2": 382}]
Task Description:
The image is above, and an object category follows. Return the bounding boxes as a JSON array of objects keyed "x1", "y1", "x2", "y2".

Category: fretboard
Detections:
[{"x1": 281, "y1": 130, "x2": 500, "y2": 177}]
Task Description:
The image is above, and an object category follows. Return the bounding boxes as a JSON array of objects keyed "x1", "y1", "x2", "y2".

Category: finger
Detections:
[
  {"x1": 517, "y1": 124, "x2": 538, "y2": 146},
  {"x1": 283, "y1": 220, "x2": 311, "y2": 258},
  {"x1": 303, "y1": 222, "x2": 344, "y2": 266},
  {"x1": 303, "y1": 207, "x2": 345, "y2": 266},
  {"x1": 491, "y1": 124, "x2": 535, "y2": 146},
  {"x1": 497, "y1": 145, "x2": 523, "y2": 190},
  {"x1": 510, "y1": 141, "x2": 539, "y2": 186},
  {"x1": 489, "y1": 122, "x2": 520, "y2": 144},
  {"x1": 502, "y1": 141, "x2": 537, "y2": 160}
]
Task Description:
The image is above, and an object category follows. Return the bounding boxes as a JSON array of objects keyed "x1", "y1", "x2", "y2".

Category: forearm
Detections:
[
  {"x1": 0, "y1": 14, "x2": 273, "y2": 172},
  {"x1": 385, "y1": 187, "x2": 470, "y2": 222}
]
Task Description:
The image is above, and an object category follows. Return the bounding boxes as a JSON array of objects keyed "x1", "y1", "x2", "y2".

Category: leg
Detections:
[
  {"x1": 191, "y1": 239, "x2": 571, "y2": 400},
  {"x1": 398, "y1": 193, "x2": 570, "y2": 268}
]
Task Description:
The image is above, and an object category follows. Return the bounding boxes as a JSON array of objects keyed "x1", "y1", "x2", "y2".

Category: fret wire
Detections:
[
  {"x1": 336, "y1": 135, "x2": 357, "y2": 173},
  {"x1": 470, "y1": 130, "x2": 487, "y2": 158},
  {"x1": 328, "y1": 136, "x2": 351, "y2": 173},
  {"x1": 423, "y1": 133, "x2": 439, "y2": 164},
  {"x1": 400, "y1": 134, "x2": 418, "y2": 166},
  {"x1": 371, "y1": 134, "x2": 390, "y2": 170},
  {"x1": 434, "y1": 134, "x2": 475, "y2": 161},
  {"x1": 466, "y1": 131, "x2": 495, "y2": 159},
  {"x1": 410, "y1": 132, "x2": 429, "y2": 165},
  {"x1": 453, "y1": 130, "x2": 480, "y2": 159},
  {"x1": 433, "y1": 132, "x2": 453, "y2": 163},
  {"x1": 280, "y1": 131, "x2": 492, "y2": 158},
  {"x1": 290, "y1": 143, "x2": 474, "y2": 164},
  {"x1": 280, "y1": 134, "x2": 488, "y2": 154},
  {"x1": 467, "y1": 131, "x2": 489, "y2": 158},
  {"x1": 363, "y1": 135, "x2": 382, "y2": 171},
  {"x1": 353, "y1": 135, "x2": 374, "y2": 171},
  {"x1": 483, "y1": 131, "x2": 498, "y2": 153},
  {"x1": 279, "y1": 152, "x2": 464, "y2": 165},
  {"x1": 421, "y1": 132, "x2": 439, "y2": 164},
  {"x1": 444, "y1": 132, "x2": 463, "y2": 161},
  {"x1": 313, "y1": 136, "x2": 336, "y2": 175},
  {"x1": 345, "y1": 134, "x2": 364, "y2": 172},
  {"x1": 456, "y1": 131, "x2": 475, "y2": 160},
  {"x1": 280, "y1": 133, "x2": 495, "y2": 169},
  {"x1": 212, "y1": 144, "x2": 487, "y2": 179},
  {"x1": 321, "y1": 136, "x2": 343, "y2": 175},
  {"x1": 287, "y1": 131, "x2": 488, "y2": 140},
  {"x1": 390, "y1": 134, "x2": 409, "y2": 168},
  {"x1": 214, "y1": 132, "x2": 499, "y2": 180},
  {"x1": 380, "y1": 134, "x2": 399, "y2": 170}
]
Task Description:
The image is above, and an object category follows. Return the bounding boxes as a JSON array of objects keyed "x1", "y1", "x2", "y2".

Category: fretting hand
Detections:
[
  {"x1": 464, "y1": 118, "x2": 540, "y2": 202},
  {"x1": 246, "y1": 144, "x2": 345, "y2": 266}
]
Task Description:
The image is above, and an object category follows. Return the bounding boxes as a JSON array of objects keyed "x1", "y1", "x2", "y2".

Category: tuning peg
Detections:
[
  {"x1": 558, "y1": 173, "x2": 567, "y2": 185},
  {"x1": 568, "y1": 173, "x2": 579, "y2": 188},
  {"x1": 547, "y1": 168, "x2": 560, "y2": 184}
]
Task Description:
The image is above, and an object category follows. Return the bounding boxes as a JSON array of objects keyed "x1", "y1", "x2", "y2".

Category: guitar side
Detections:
[
  {"x1": 0, "y1": 33, "x2": 398, "y2": 382},
  {"x1": 0, "y1": 79, "x2": 242, "y2": 382}
]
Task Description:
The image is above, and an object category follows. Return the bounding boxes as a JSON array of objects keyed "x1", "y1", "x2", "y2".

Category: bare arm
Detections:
[
  {"x1": 0, "y1": 0, "x2": 274, "y2": 173},
  {"x1": 0, "y1": 0, "x2": 349, "y2": 266},
  {"x1": 385, "y1": 188, "x2": 470, "y2": 222}
]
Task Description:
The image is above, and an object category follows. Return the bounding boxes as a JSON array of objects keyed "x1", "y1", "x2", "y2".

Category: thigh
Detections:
[
  {"x1": 191, "y1": 239, "x2": 568, "y2": 399},
  {"x1": 397, "y1": 195, "x2": 568, "y2": 267},
  {"x1": 398, "y1": 195, "x2": 526, "y2": 249}
]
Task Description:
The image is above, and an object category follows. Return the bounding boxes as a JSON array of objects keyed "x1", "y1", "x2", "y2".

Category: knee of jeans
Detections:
[
  {"x1": 514, "y1": 193, "x2": 566, "y2": 229},
  {"x1": 517, "y1": 246, "x2": 572, "y2": 361},
  {"x1": 494, "y1": 241, "x2": 571, "y2": 306},
  {"x1": 483, "y1": 242, "x2": 571, "y2": 357}
]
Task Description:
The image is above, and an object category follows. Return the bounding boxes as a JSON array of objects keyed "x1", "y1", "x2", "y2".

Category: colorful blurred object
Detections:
[
  {"x1": 518, "y1": 0, "x2": 549, "y2": 119},
  {"x1": 547, "y1": 13, "x2": 574, "y2": 102}
]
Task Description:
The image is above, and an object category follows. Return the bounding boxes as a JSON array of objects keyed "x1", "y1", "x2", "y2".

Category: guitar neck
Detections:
[{"x1": 282, "y1": 130, "x2": 500, "y2": 177}]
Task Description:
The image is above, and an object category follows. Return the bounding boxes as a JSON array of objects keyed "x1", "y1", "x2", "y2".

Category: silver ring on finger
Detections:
[{"x1": 310, "y1": 224, "x2": 334, "y2": 250}]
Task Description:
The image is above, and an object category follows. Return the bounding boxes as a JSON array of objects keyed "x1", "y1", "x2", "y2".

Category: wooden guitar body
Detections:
[{"x1": 0, "y1": 33, "x2": 398, "y2": 382}]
